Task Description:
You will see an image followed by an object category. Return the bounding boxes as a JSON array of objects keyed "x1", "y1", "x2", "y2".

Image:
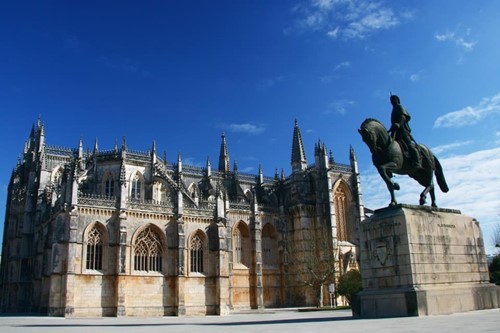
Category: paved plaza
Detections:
[{"x1": 1, "y1": 308, "x2": 499, "y2": 333}]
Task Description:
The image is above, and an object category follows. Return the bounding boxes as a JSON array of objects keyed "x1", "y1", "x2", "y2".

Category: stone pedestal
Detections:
[{"x1": 356, "y1": 204, "x2": 499, "y2": 318}]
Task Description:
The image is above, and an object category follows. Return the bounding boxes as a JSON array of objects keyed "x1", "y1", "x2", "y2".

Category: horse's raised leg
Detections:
[{"x1": 378, "y1": 163, "x2": 399, "y2": 206}]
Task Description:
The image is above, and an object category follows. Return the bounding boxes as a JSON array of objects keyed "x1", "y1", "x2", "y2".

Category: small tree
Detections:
[
  {"x1": 337, "y1": 269, "x2": 362, "y2": 305},
  {"x1": 286, "y1": 225, "x2": 336, "y2": 307},
  {"x1": 493, "y1": 223, "x2": 500, "y2": 250},
  {"x1": 489, "y1": 254, "x2": 500, "y2": 285}
]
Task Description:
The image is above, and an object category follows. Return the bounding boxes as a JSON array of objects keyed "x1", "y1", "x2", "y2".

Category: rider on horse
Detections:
[{"x1": 388, "y1": 95, "x2": 422, "y2": 169}]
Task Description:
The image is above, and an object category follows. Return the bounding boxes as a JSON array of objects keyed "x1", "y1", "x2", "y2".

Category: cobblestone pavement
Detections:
[{"x1": 1, "y1": 308, "x2": 499, "y2": 333}]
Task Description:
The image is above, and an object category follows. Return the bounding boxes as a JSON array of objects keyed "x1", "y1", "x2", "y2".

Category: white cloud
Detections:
[
  {"x1": 435, "y1": 28, "x2": 477, "y2": 51},
  {"x1": 409, "y1": 73, "x2": 420, "y2": 82},
  {"x1": 431, "y1": 140, "x2": 473, "y2": 155},
  {"x1": 361, "y1": 147, "x2": 500, "y2": 253},
  {"x1": 334, "y1": 61, "x2": 351, "y2": 71},
  {"x1": 241, "y1": 166, "x2": 255, "y2": 173},
  {"x1": 227, "y1": 123, "x2": 266, "y2": 135},
  {"x1": 434, "y1": 93, "x2": 500, "y2": 128},
  {"x1": 327, "y1": 99, "x2": 355, "y2": 115},
  {"x1": 290, "y1": 0, "x2": 410, "y2": 40}
]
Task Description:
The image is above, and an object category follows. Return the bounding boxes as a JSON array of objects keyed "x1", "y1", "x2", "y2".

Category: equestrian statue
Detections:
[{"x1": 358, "y1": 94, "x2": 449, "y2": 207}]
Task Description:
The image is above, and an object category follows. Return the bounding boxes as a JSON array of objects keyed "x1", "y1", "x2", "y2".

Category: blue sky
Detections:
[{"x1": 1, "y1": 1, "x2": 499, "y2": 253}]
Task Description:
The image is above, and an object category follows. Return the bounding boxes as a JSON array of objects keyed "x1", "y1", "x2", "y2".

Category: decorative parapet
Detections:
[
  {"x1": 258, "y1": 204, "x2": 279, "y2": 214},
  {"x1": 126, "y1": 198, "x2": 174, "y2": 213},
  {"x1": 77, "y1": 193, "x2": 119, "y2": 208},
  {"x1": 184, "y1": 201, "x2": 216, "y2": 215},
  {"x1": 331, "y1": 163, "x2": 352, "y2": 173},
  {"x1": 229, "y1": 201, "x2": 251, "y2": 211}
]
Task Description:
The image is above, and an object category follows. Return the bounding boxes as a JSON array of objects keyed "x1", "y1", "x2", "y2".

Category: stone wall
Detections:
[{"x1": 73, "y1": 275, "x2": 116, "y2": 316}]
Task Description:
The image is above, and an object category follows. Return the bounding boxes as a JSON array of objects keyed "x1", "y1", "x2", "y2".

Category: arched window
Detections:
[
  {"x1": 52, "y1": 167, "x2": 64, "y2": 196},
  {"x1": 134, "y1": 227, "x2": 162, "y2": 272},
  {"x1": 131, "y1": 172, "x2": 142, "y2": 201},
  {"x1": 190, "y1": 232, "x2": 205, "y2": 274},
  {"x1": 152, "y1": 181, "x2": 167, "y2": 203},
  {"x1": 188, "y1": 183, "x2": 198, "y2": 200},
  {"x1": 233, "y1": 222, "x2": 250, "y2": 267},
  {"x1": 86, "y1": 224, "x2": 103, "y2": 270},
  {"x1": 334, "y1": 182, "x2": 353, "y2": 242},
  {"x1": 262, "y1": 223, "x2": 278, "y2": 268},
  {"x1": 103, "y1": 172, "x2": 115, "y2": 198}
]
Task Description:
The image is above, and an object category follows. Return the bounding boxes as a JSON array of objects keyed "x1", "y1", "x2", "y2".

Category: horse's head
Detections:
[{"x1": 359, "y1": 118, "x2": 390, "y2": 154}]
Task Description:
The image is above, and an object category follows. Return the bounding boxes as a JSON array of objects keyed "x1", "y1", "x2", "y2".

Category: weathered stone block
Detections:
[{"x1": 357, "y1": 204, "x2": 499, "y2": 318}]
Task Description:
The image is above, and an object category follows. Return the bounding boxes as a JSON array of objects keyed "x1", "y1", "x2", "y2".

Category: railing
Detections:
[
  {"x1": 331, "y1": 163, "x2": 352, "y2": 172},
  {"x1": 229, "y1": 201, "x2": 251, "y2": 210},
  {"x1": 126, "y1": 199, "x2": 174, "y2": 212},
  {"x1": 77, "y1": 193, "x2": 118, "y2": 208}
]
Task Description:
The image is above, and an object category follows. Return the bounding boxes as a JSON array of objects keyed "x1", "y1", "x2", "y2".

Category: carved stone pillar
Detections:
[{"x1": 116, "y1": 211, "x2": 128, "y2": 316}]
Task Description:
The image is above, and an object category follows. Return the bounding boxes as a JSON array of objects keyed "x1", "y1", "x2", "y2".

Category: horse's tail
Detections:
[{"x1": 433, "y1": 154, "x2": 449, "y2": 193}]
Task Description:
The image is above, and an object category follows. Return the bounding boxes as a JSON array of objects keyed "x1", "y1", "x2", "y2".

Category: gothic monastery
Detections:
[{"x1": 0, "y1": 119, "x2": 363, "y2": 316}]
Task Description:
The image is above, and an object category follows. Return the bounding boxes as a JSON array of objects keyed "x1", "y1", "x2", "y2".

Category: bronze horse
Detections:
[{"x1": 358, "y1": 118, "x2": 449, "y2": 207}]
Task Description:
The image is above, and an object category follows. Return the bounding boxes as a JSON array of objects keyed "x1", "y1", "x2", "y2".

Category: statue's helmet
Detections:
[{"x1": 390, "y1": 94, "x2": 400, "y2": 105}]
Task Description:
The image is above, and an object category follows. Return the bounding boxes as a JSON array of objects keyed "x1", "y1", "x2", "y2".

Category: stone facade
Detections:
[{"x1": 0, "y1": 119, "x2": 363, "y2": 317}]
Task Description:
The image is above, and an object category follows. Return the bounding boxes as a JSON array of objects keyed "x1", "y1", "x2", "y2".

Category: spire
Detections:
[
  {"x1": 218, "y1": 133, "x2": 230, "y2": 174},
  {"x1": 78, "y1": 137, "x2": 84, "y2": 159},
  {"x1": 177, "y1": 152, "x2": 182, "y2": 173},
  {"x1": 121, "y1": 137, "x2": 127, "y2": 159},
  {"x1": 93, "y1": 138, "x2": 99, "y2": 155},
  {"x1": 350, "y1": 145, "x2": 358, "y2": 173},
  {"x1": 37, "y1": 115, "x2": 42, "y2": 131},
  {"x1": 233, "y1": 160, "x2": 239, "y2": 174},
  {"x1": 281, "y1": 168, "x2": 286, "y2": 181},
  {"x1": 350, "y1": 145, "x2": 357, "y2": 162},
  {"x1": 258, "y1": 164, "x2": 264, "y2": 184},
  {"x1": 38, "y1": 123, "x2": 45, "y2": 152},
  {"x1": 291, "y1": 119, "x2": 307, "y2": 172},
  {"x1": 151, "y1": 140, "x2": 156, "y2": 164},
  {"x1": 206, "y1": 156, "x2": 212, "y2": 177},
  {"x1": 329, "y1": 150, "x2": 335, "y2": 164}
]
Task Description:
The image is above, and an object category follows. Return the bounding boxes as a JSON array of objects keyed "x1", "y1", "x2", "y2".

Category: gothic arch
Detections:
[
  {"x1": 244, "y1": 189, "x2": 252, "y2": 202},
  {"x1": 262, "y1": 223, "x2": 278, "y2": 268},
  {"x1": 188, "y1": 182, "x2": 199, "y2": 200},
  {"x1": 102, "y1": 171, "x2": 116, "y2": 197},
  {"x1": 82, "y1": 221, "x2": 108, "y2": 272},
  {"x1": 152, "y1": 178, "x2": 172, "y2": 204},
  {"x1": 187, "y1": 229, "x2": 207, "y2": 275},
  {"x1": 332, "y1": 179, "x2": 355, "y2": 243},
  {"x1": 131, "y1": 224, "x2": 166, "y2": 274},
  {"x1": 130, "y1": 171, "x2": 144, "y2": 201},
  {"x1": 232, "y1": 221, "x2": 251, "y2": 268},
  {"x1": 51, "y1": 166, "x2": 64, "y2": 196}
]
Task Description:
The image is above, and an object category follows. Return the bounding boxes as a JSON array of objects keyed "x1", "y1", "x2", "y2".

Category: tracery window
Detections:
[
  {"x1": 334, "y1": 183, "x2": 353, "y2": 242},
  {"x1": 131, "y1": 172, "x2": 142, "y2": 201},
  {"x1": 233, "y1": 222, "x2": 250, "y2": 266},
  {"x1": 86, "y1": 225, "x2": 103, "y2": 270},
  {"x1": 262, "y1": 224, "x2": 278, "y2": 268},
  {"x1": 134, "y1": 227, "x2": 162, "y2": 272},
  {"x1": 234, "y1": 228, "x2": 242, "y2": 264},
  {"x1": 104, "y1": 173, "x2": 115, "y2": 198},
  {"x1": 104, "y1": 178, "x2": 115, "y2": 197},
  {"x1": 190, "y1": 233, "x2": 205, "y2": 274}
]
